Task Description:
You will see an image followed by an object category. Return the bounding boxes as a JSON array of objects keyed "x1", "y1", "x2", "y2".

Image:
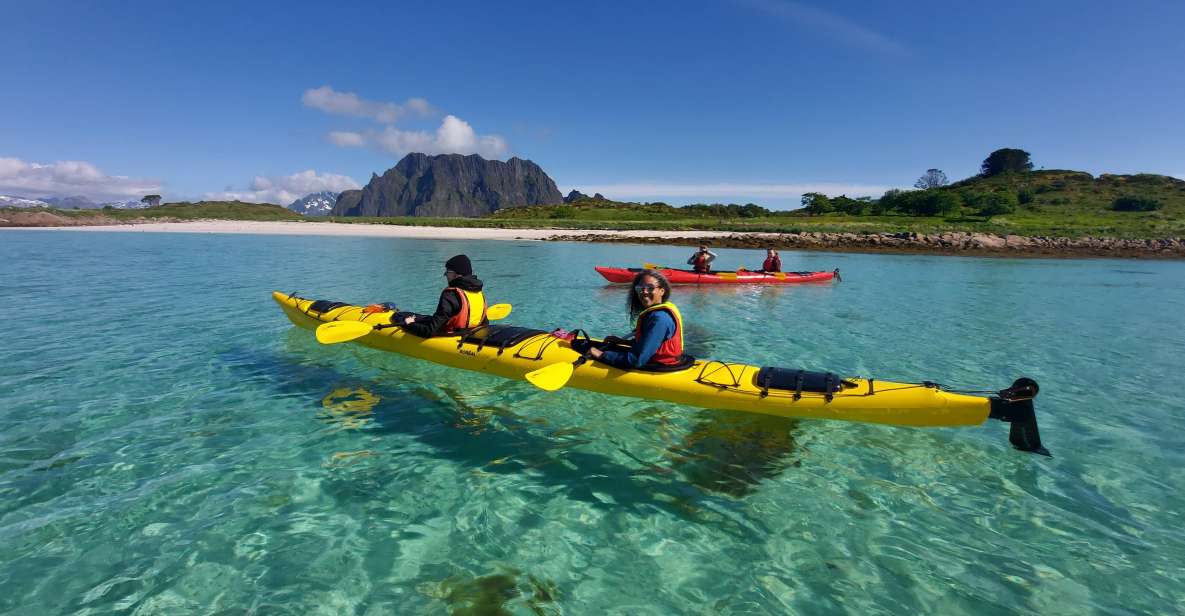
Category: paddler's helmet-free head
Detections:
[
  {"x1": 629, "y1": 269, "x2": 672, "y2": 318},
  {"x1": 444, "y1": 254, "x2": 473, "y2": 281}
]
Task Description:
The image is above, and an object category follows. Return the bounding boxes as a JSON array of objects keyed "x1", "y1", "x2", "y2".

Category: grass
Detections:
[{"x1": 2, "y1": 200, "x2": 304, "y2": 222}]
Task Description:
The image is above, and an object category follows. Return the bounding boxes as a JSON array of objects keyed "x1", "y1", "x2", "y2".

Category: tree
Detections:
[
  {"x1": 914, "y1": 169, "x2": 948, "y2": 189},
  {"x1": 898, "y1": 190, "x2": 962, "y2": 217},
  {"x1": 141, "y1": 194, "x2": 162, "y2": 207},
  {"x1": 801, "y1": 192, "x2": 832, "y2": 215},
  {"x1": 873, "y1": 188, "x2": 902, "y2": 214},
  {"x1": 980, "y1": 149, "x2": 1033, "y2": 176}
]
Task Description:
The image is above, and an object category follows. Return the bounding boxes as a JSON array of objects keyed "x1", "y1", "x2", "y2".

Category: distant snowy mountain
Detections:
[
  {"x1": 288, "y1": 191, "x2": 339, "y2": 216},
  {"x1": 0, "y1": 195, "x2": 51, "y2": 208},
  {"x1": 98, "y1": 199, "x2": 150, "y2": 209},
  {"x1": 40, "y1": 195, "x2": 100, "y2": 209}
]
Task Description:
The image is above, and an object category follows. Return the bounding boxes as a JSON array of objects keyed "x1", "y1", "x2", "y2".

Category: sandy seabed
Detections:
[{"x1": 5, "y1": 220, "x2": 744, "y2": 242}]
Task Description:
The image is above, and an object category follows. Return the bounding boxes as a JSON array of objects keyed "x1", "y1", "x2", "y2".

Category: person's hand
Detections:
[
  {"x1": 588, "y1": 347, "x2": 603, "y2": 359},
  {"x1": 403, "y1": 316, "x2": 416, "y2": 325}
]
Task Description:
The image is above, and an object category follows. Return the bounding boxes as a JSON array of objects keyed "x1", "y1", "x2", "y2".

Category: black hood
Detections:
[{"x1": 448, "y1": 274, "x2": 483, "y2": 292}]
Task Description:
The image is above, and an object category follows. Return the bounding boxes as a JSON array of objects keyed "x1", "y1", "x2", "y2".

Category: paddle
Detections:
[
  {"x1": 716, "y1": 271, "x2": 738, "y2": 280},
  {"x1": 643, "y1": 263, "x2": 662, "y2": 270},
  {"x1": 525, "y1": 354, "x2": 589, "y2": 392},
  {"x1": 316, "y1": 303, "x2": 512, "y2": 344}
]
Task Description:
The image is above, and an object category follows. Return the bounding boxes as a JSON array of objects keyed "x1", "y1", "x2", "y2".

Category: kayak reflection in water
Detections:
[
  {"x1": 588, "y1": 269, "x2": 687, "y2": 370},
  {"x1": 398, "y1": 254, "x2": 488, "y2": 337}
]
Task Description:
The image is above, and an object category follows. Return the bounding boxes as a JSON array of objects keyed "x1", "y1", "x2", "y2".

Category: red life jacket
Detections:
[
  {"x1": 763, "y1": 255, "x2": 781, "y2": 272},
  {"x1": 693, "y1": 252, "x2": 711, "y2": 273},
  {"x1": 633, "y1": 302, "x2": 684, "y2": 365},
  {"x1": 443, "y1": 288, "x2": 487, "y2": 333}
]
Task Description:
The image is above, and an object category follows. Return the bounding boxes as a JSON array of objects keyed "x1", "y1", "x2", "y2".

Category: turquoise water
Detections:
[{"x1": 2, "y1": 229, "x2": 1184, "y2": 615}]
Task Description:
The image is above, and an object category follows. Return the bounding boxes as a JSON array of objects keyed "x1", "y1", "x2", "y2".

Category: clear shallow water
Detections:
[{"x1": 1, "y1": 229, "x2": 1184, "y2": 615}]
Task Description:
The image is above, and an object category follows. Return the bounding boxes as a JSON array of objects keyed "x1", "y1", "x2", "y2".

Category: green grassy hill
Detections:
[
  {"x1": 1, "y1": 201, "x2": 305, "y2": 222},
  {"x1": 935, "y1": 171, "x2": 1185, "y2": 237},
  {"x1": 473, "y1": 172, "x2": 1185, "y2": 238},
  {"x1": 108, "y1": 200, "x2": 304, "y2": 221}
]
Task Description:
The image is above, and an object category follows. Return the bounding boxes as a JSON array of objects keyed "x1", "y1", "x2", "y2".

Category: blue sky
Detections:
[{"x1": 2, "y1": 0, "x2": 1182, "y2": 208}]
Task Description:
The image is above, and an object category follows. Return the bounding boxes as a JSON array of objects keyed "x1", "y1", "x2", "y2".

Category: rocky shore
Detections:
[{"x1": 549, "y1": 231, "x2": 1185, "y2": 259}]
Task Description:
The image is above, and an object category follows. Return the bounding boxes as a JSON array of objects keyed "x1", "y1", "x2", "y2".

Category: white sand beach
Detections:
[{"x1": 15, "y1": 220, "x2": 743, "y2": 241}]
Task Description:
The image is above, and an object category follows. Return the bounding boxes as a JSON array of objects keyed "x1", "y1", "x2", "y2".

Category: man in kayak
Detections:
[
  {"x1": 687, "y1": 244, "x2": 717, "y2": 273},
  {"x1": 397, "y1": 254, "x2": 488, "y2": 337},
  {"x1": 758, "y1": 248, "x2": 781, "y2": 273},
  {"x1": 588, "y1": 270, "x2": 685, "y2": 369}
]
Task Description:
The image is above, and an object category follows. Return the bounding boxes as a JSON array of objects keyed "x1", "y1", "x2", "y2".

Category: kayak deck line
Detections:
[
  {"x1": 595, "y1": 266, "x2": 841, "y2": 285},
  {"x1": 273, "y1": 291, "x2": 1048, "y2": 455}
]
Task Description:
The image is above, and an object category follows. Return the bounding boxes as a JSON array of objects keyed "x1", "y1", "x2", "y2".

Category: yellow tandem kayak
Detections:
[{"x1": 273, "y1": 291, "x2": 1049, "y2": 454}]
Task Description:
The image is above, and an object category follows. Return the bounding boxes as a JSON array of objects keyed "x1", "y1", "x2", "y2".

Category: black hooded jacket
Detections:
[{"x1": 402, "y1": 274, "x2": 485, "y2": 337}]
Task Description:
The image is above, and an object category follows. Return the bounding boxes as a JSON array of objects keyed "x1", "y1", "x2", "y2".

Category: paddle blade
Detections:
[
  {"x1": 717, "y1": 272, "x2": 738, "y2": 280},
  {"x1": 643, "y1": 263, "x2": 661, "y2": 270},
  {"x1": 316, "y1": 321, "x2": 375, "y2": 344},
  {"x1": 774, "y1": 272, "x2": 787, "y2": 280},
  {"x1": 486, "y1": 303, "x2": 512, "y2": 321},
  {"x1": 524, "y1": 362, "x2": 575, "y2": 392}
]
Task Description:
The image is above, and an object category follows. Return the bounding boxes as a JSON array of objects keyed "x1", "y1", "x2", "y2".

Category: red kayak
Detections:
[{"x1": 595, "y1": 266, "x2": 840, "y2": 285}]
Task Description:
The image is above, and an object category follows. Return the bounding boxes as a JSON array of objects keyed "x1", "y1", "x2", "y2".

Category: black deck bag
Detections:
[
  {"x1": 754, "y1": 367, "x2": 843, "y2": 397},
  {"x1": 458, "y1": 325, "x2": 548, "y2": 349},
  {"x1": 308, "y1": 299, "x2": 349, "y2": 314}
]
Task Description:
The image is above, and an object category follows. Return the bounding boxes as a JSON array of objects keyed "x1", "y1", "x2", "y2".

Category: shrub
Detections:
[
  {"x1": 1017, "y1": 187, "x2": 1035, "y2": 204},
  {"x1": 967, "y1": 192, "x2": 1018, "y2": 218},
  {"x1": 1111, "y1": 196, "x2": 1162, "y2": 212}
]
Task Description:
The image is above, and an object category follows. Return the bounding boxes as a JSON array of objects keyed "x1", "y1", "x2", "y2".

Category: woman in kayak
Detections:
[
  {"x1": 398, "y1": 254, "x2": 488, "y2": 337},
  {"x1": 759, "y1": 248, "x2": 781, "y2": 273},
  {"x1": 589, "y1": 269, "x2": 685, "y2": 369},
  {"x1": 686, "y1": 244, "x2": 717, "y2": 273}
]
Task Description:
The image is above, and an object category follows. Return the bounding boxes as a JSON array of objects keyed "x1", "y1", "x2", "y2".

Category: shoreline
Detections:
[{"x1": 3, "y1": 219, "x2": 1183, "y2": 259}]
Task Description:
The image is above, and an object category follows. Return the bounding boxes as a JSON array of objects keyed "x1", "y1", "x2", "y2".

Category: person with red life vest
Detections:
[
  {"x1": 686, "y1": 244, "x2": 717, "y2": 273},
  {"x1": 759, "y1": 248, "x2": 782, "y2": 273},
  {"x1": 588, "y1": 269, "x2": 685, "y2": 369},
  {"x1": 399, "y1": 254, "x2": 488, "y2": 337}
]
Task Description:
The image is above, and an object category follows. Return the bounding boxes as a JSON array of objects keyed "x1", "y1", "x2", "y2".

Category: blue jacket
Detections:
[{"x1": 598, "y1": 310, "x2": 677, "y2": 369}]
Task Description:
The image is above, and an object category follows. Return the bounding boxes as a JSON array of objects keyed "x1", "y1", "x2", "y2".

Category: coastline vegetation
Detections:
[
  {"x1": 326, "y1": 166, "x2": 1185, "y2": 238},
  {"x1": 4, "y1": 153, "x2": 1183, "y2": 239}
]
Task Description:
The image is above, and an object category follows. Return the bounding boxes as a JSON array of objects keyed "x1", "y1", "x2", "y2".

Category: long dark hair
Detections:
[{"x1": 628, "y1": 269, "x2": 673, "y2": 322}]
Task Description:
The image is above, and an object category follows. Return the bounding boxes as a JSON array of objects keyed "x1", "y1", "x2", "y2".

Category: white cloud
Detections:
[
  {"x1": 305, "y1": 86, "x2": 508, "y2": 158},
  {"x1": 738, "y1": 0, "x2": 908, "y2": 56},
  {"x1": 350, "y1": 115, "x2": 508, "y2": 159},
  {"x1": 302, "y1": 86, "x2": 437, "y2": 123},
  {"x1": 328, "y1": 131, "x2": 366, "y2": 147},
  {"x1": 0, "y1": 157, "x2": 161, "y2": 201},
  {"x1": 571, "y1": 181, "x2": 896, "y2": 201},
  {"x1": 204, "y1": 169, "x2": 361, "y2": 205}
]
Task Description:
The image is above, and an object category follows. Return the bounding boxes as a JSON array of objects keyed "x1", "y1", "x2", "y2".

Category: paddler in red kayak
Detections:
[
  {"x1": 397, "y1": 254, "x2": 488, "y2": 337},
  {"x1": 686, "y1": 244, "x2": 717, "y2": 273},
  {"x1": 758, "y1": 248, "x2": 781, "y2": 273},
  {"x1": 588, "y1": 269, "x2": 687, "y2": 369}
]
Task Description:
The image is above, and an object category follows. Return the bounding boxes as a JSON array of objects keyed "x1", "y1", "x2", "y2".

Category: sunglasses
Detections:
[{"x1": 634, "y1": 284, "x2": 660, "y2": 293}]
